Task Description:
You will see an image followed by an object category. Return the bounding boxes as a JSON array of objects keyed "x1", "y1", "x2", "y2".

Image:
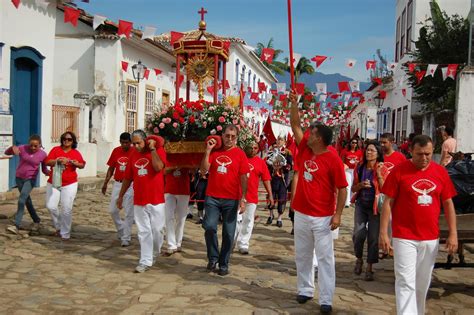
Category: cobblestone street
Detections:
[{"x1": 0, "y1": 180, "x2": 473, "y2": 314}]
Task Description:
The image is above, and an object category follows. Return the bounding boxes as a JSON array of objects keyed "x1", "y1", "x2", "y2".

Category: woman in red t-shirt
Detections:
[
  {"x1": 351, "y1": 140, "x2": 388, "y2": 281},
  {"x1": 45, "y1": 132, "x2": 86, "y2": 240},
  {"x1": 340, "y1": 138, "x2": 363, "y2": 207}
]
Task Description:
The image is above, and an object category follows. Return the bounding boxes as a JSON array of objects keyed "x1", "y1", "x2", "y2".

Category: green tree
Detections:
[
  {"x1": 282, "y1": 56, "x2": 315, "y2": 82},
  {"x1": 255, "y1": 38, "x2": 287, "y2": 75},
  {"x1": 406, "y1": 0, "x2": 469, "y2": 112}
]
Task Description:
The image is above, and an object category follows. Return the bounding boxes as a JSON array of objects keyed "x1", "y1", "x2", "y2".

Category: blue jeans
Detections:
[
  {"x1": 15, "y1": 178, "x2": 41, "y2": 228},
  {"x1": 202, "y1": 196, "x2": 239, "y2": 271}
]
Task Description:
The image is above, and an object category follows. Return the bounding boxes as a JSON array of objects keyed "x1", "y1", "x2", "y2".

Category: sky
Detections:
[{"x1": 78, "y1": 0, "x2": 396, "y2": 82}]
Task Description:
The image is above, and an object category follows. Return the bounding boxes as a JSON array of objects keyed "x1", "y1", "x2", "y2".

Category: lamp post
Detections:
[
  {"x1": 374, "y1": 90, "x2": 386, "y2": 109},
  {"x1": 468, "y1": 0, "x2": 474, "y2": 66},
  {"x1": 132, "y1": 60, "x2": 146, "y2": 83},
  {"x1": 357, "y1": 111, "x2": 366, "y2": 138}
]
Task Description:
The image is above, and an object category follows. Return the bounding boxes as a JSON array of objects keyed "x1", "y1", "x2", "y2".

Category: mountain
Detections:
[{"x1": 274, "y1": 72, "x2": 371, "y2": 93}]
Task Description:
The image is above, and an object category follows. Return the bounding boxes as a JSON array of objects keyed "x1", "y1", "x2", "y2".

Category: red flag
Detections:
[
  {"x1": 338, "y1": 81, "x2": 350, "y2": 92},
  {"x1": 447, "y1": 64, "x2": 458, "y2": 79},
  {"x1": 247, "y1": 86, "x2": 252, "y2": 93},
  {"x1": 263, "y1": 117, "x2": 276, "y2": 145},
  {"x1": 408, "y1": 63, "x2": 416, "y2": 73},
  {"x1": 366, "y1": 60, "x2": 376, "y2": 70},
  {"x1": 270, "y1": 89, "x2": 277, "y2": 95},
  {"x1": 207, "y1": 86, "x2": 214, "y2": 95},
  {"x1": 221, "y1": 80, "x2": 230, "y2": 90},
  {"x1": 250, "y1": 92, "x2": 260, "y2": 101},
  {"x1": 402, "y1": 88, "x2": 407, "y2": 97},
  {"x1": 64, "y1": 7, "x2": 80, "y2": 27},
  {"x1": 279, "y1": 94, "x2": 287, "y2": 101},
  {"x1": 415, "y1": 71, "x2": 426, "y2": 84},
  {"x1": 258, "y1": 82, "x2": 266, "y2": 93},
  {"x1": 373, "y1": 77, "x2": 382, "y2": 85},
  {"x1": 154, "y1": 68, "x2": 162, "y2": 76},
  {"x1": 304, "y1": 94, "x2": 313, "y2": 101},
  {"x1": 118, "y1": 20, "x2": 133, "y2": 38},
  {"x1": 11, "y1": 0, "x2": 20, "y2": 9},
  {"x1": 379, "y1": 90, "x2": 387, "y2": 99},
  {"x1": 144, "y1": 69, "x2": 150, "y2": 80},
  {"x1": 170, "y1": 31, "x2": 184, "y2": 45},
  {"x1": 295, "y1": 83, "x2": 305, "y2": 95},
  {"x1": 311, "y1": 55, "x2": 327, "y2": 68},
  {"x1": 260, "y1": 48, "x2": 275, "y2": 64},
  {"x1": 121, "y1": 61, "x2": 129, "y2": 72}
]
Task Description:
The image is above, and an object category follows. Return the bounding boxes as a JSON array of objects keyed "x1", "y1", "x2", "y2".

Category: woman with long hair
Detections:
[
  {"x1": 45, "y1": 131, "x2": 85, "y2": 240},
  {"x1": 340, "y1": 138, "x2": 363, "y2": 207},
  {"x1": 351, "y1": 140, "x2": 388, "y2": 281},
  {"x1": 5, "y1": 135, "x2": 50, "y2": 234}
]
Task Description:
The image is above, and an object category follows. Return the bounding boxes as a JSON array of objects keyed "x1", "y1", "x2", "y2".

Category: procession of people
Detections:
[{"x1": 3, "y1": 91, "x2": 460, "y2": 315}]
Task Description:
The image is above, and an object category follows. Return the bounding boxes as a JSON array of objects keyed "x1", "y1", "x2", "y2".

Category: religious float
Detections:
[{"x1": 147, "y1": 10, "x2": 257, "y2": 167}]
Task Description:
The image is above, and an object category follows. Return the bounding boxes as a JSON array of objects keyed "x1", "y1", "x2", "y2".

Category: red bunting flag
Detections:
[
  {"x1": 144, "y1": 69, "x2": 150, "y2": 80},
  {"x1": 221, "y1": 80, "x2": 230, "y2": 90},
  {"x1": 402, "y1": 88, "x2": 407, "y2": 97},
  {"x1": 250, "y1": 92, "x2": 260, "y2": 102},
  {"x1": 247, "y1": 86, "x2": 252, "y2": 93},
  {"x1": 338, "y1": 81, "x2": 350, "y2": 92},
  {"x1": 258, "y1": 82, "x2": 266, "y2": 93},
  {"x1": 447, "y1": 64, "x2": 458, "y2": 79},
  {"x1": 295, "y1": 83, "x2": 305, "y2": 95},
  {"x1": 270, "y1": 89, "x2": 277, "y2": 95},
  {"x1": 260, "y1": 48, "x2": 275, "y2": 64},
  {"x1": 207, "y1": 86, "x2": 214, "y2": 95},
  {"x1": 170, "y1": 31, "x2": 185, "y2": 45},
  {"x1": 223, "y1": 41, "x2": 230, "y2": 51},
  {"x1": 311, "y1": 55, "x2": 328, "y2": 68},
  {"x1": 408, "y1": 63, "x2": 416, "y2": 73},
  {"x1": 373, "y1": 77, "x2": 382, "y2": 85},
  {"x1": 345, "y1": 59, "x2": 356, "y2": 68},
  {"x1": 415, "y1": 71, "x2": 426, "y2": 84},
  {"x1": 366, "y1": 60, "x2": 376, "y2": 70},
  {"x1": 11, "y1": 0, "x2": 20, "y2": 9},
  {"x1": 118, "y1": 20, "x2": 133, "y2": 38},
  {"x1": 304, "y1": 94, "x2": 313, "y2": 101},
  {"x1": 262, "y1": 117, "x2": 276, "y2": 145},
  {"x1": 154, "y1": 68, "x2": 162, "y2": 76},
  {"x1": 379, "y1": 90, "x2": 387, "y2": 99},
  {"x1": 64, "y1": 7, "x2": 81, "y2": 27},
  {"x1": 121, "y1": 61, "x2": 129, "y2": 72},
  {"x1": 279, "y1": 94, "x2": 287, "y2": 101}
]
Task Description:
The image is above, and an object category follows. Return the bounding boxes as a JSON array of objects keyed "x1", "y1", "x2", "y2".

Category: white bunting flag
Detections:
[
  {"x1": 349, "y1": 81, "x2": 360, "y2": 92},
  {"x1": 441, "y1": 67, "x2": 448, "y2": 81},
  {"x1": 315, "y1": 83, "x2": 327, "y2": 95},
  {"x1": 319, "y1": 94, "x2": 327, "y2": 102},
  {"x1": 345, "y1": 59, "x2": 357, "y2": 68},
  {"x1": 289, "y1": 53, "x2": 302, "y2": 68},
  {"x1": 35, "y1": 0, "x2": 50, "y2": 10},
  {"x1": 168, "y1": 72, "x2": 176, "y2": 82},
  {"x1": 142, "y1": 26, "x2": 157, "y2": 40},
  {"x1": 276, "y1": 83, "x2": 286, "y2": 94},
  {"x1": 425, "y1": 64, "x2": 438, "y2": 77},
  {"x1": 389, "y1": 62, "x2": 398, "y2": 71},
  {"x1": 344, "y1": 94, "x2": 351, "y2": 101},
  {"x1": 93, "y1": 15, "x2": 107, "y2": 30}
]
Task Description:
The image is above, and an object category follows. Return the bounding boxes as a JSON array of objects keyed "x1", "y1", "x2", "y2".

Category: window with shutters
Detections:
[{"x1": 126, "y1": 84, "x2": 138, "y2": 133}]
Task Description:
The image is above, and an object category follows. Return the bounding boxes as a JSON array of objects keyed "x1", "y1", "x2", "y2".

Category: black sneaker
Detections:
[
  {"x1": 296, "y1": 295, "x2": 312, "y2": 304},
  {"x1": 206, "y1": 261, "x2": 217, "y2": 272},
  {"x1": 266, "y1": 216, "x2": 273, "y2": 225},
  {"x1": 291, "y1": 228, "x2": 294, "y2": 235},
  {"x1": 217, "y1": 268, "x2": 229, "y2": 276},
  {"x1": 276, "y1": 220, "x2": 283, "y2": 228},
  {"x1": 320, "y1": 304, "x2": 332, "y2": 314},
  {"x1": 187, "y1": 213, "x2": 193, "y2": 219}
]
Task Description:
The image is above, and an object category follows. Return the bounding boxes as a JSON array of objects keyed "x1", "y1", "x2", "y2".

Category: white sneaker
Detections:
[
  {"x1": 6, "y1": 225, "x2": 18, "y2": 235},
  {"x1": 121, "y1": 240, "x2": 130, "y2": 247},
  {"x1": 134, "y1": 264, "x2": 150, "y2": 273}
]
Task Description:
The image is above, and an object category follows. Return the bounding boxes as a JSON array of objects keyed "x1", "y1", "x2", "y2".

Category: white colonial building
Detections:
[{"x1": 378, "y1": 0, "x2": 471, "y2": 143}]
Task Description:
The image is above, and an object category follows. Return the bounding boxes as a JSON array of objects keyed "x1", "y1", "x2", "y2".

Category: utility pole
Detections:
[{"x1": 468, "y1": 0, "x2": 474, "y2": 65}]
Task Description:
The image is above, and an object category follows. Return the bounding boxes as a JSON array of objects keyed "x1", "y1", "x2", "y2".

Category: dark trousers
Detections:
[
  {"x1": 353, "y1": 200, "x2": 380, "y2": 264},
  {"x1": 195, "y1": 179, "x2": 208, "y2": 212},
  {"x1": 15, "y1": 177, "x2": 41, "y2": 228},
  {"x1": 202, "y1": 196, "x2": 239, "y2": 271},
  {"x1": 271, "y1": 178, "x2": 287, "y2": 215}
]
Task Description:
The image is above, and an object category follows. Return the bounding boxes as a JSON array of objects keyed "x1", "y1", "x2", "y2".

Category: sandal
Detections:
[
  {"x1": 364, "y1": 271, "x2": 374, "y2": 281},
  {"x1": 354, "y1": 259, "x2": 363, "y2": 275}
]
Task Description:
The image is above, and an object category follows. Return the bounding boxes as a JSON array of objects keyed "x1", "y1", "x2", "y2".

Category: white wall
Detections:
[
  {"x1": 455, "y1": 68, "x2": 474, "y2": 152},
  {"x1": 0, "y1": 0, "x2": 57, "y2": 191}
]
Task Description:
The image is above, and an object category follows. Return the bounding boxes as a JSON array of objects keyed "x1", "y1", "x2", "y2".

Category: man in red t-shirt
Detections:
[
  {"x1": 235, "y1": 142, "x2": 274, "y2": 254},
  {"x1": 117, "y1": 130, "x2": 167, "y2": 273},
  {"x1": 289, "y1": 91, "x2": 348, "y2": 314},
  {"x1": 102, "y1": 132, "x2": 135, "y2": 247},
  {"x1": 201, "y1": 125, "x2": 250, "y2": 276},
  {"x1": 163, "y1": 167, "x2": 192, "y2": 256},
  {"x1": 380, "y1": 135, "x2": 458, "y2": 315},
  {"x1": 380, "y1": 133, "x2": 406, "y2": 173}
]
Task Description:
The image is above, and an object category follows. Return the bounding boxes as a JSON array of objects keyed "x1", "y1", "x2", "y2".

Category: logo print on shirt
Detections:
[
  {"x1": 411, "y1": 179, "x2": 437, "y2": 206},
  {"x1": 384, "y1": 162, "x2": 395, "y2": 171},
  {"x1": 303, "y1": 160, "x2": 319, "y2": 182},
  {"x1": 134, "y1": 158, "x2": 149, "y2": 177},
  {"x1": 348, "y1": 155, "x2": 359, "y2": 165},
  {"x1": 117, "y1": 156, "x2": 129, "y2": 172},
  {"x1": 216, "y1": 155, "x2": 232, "y2": 174}
]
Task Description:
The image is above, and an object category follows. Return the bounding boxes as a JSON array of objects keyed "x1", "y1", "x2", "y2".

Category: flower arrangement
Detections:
[
  {"x1": 146, "y1": 99, "x2": 244, "y2": 142},
  {"x1": 237, "y1": 125, "x2": 258, "y2": 150}
]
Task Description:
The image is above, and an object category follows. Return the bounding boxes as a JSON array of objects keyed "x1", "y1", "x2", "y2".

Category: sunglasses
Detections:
[
  {"x1": 62, "y1": 138, "x2": 73, "y2": 142},
  {"x1": 351, "y1": 142, "x2": 357, "y2": 144}
]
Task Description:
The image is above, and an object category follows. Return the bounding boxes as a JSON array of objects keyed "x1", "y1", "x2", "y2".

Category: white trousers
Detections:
[
  {"x1": 134, "y1": 203, "x2": 165, "y2": 266},
  {"x1": 164, "y1": 194, "x2": 190, "y2": 250},
  {"x1": 294, "y1": 211, "x2": 335, "y2": 305},
  {"x1": 393, "y1": 238, "x2": 439, "y2": 315},
  {"x1": 345, "y1": 169, "x2": 354, "y2": 206},
  {"x1": 109, "y1": 181, "x2": 134, "y2": 241},
  {"x1": 46, "y1": 182, "x2": 78, "y2": 239},
  {"x1": 236, "y1": 203, "x2": 258, "y2": 250},
  {"x1": 313, "y1": 228, "x2": 339, "y2": 268}
]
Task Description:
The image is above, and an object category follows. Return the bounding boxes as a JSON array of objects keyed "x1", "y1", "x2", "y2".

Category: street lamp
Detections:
[
  {"x1": 374, "y1": 90, "x2": 386, "y2": 108},
  {"x1": 132, "y1": 60, "x2": 147, "y2": 82}
]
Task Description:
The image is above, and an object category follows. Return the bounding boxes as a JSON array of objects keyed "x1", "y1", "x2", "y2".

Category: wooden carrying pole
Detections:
[{"x1": 287, "y1": 0, "x2": 295, "y2": 89}]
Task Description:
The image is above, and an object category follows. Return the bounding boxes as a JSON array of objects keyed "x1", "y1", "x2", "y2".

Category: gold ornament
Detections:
[{"x1": 186, "y1": 53, "x2": 214, "y2": 100}]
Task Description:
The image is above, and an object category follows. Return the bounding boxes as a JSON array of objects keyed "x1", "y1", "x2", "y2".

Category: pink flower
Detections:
[
  {"x1": 210, "y1": 129, "x2": 216, "y2": 135},
  {"x1": 148, "y1": 124, "x2": 153, "y2": 129},
  {"x1": 165, "y1": 118, "x2": 172, "y2": 124},
  {"x1": 202, "y1": 121, "x2": 208, "y2": 128},
  {"x1": 173, "y1": 122, "x2": 178, "y2": 128},
  {"x1": 218, "y1": 116, "x2": 225, "y2": 123},
  {"x1": 161, "y1": 118, "x2": 167, "y2": 123},
  {"x1": 222, "y1": 111, "x2": 228, "y2": 117},
  {"x1": 216, "y1": 125, "x2": 223, "y2": 131},
  {"x1": 232, "y1": 119, "x2": 238, "y2": 125},
  {"x1": 153, "y1": 127, "x2": 159, "y2": 134},
  {"x1": 159, "y1": 123, "x2": 165, "y2": 129}
]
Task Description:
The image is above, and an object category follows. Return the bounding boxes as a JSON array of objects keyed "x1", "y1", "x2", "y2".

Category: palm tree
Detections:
[
  {"x1": 283, "y1": 56, "x2": 315, "y2": 82},
  {"x1": 255, "y1": 38, "x2": 287, "y2": 75}
]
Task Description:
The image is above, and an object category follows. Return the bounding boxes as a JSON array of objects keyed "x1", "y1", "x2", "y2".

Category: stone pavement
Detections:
[{"x1": 0, "y1": 181, "x2": 473, "y2": 314}]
